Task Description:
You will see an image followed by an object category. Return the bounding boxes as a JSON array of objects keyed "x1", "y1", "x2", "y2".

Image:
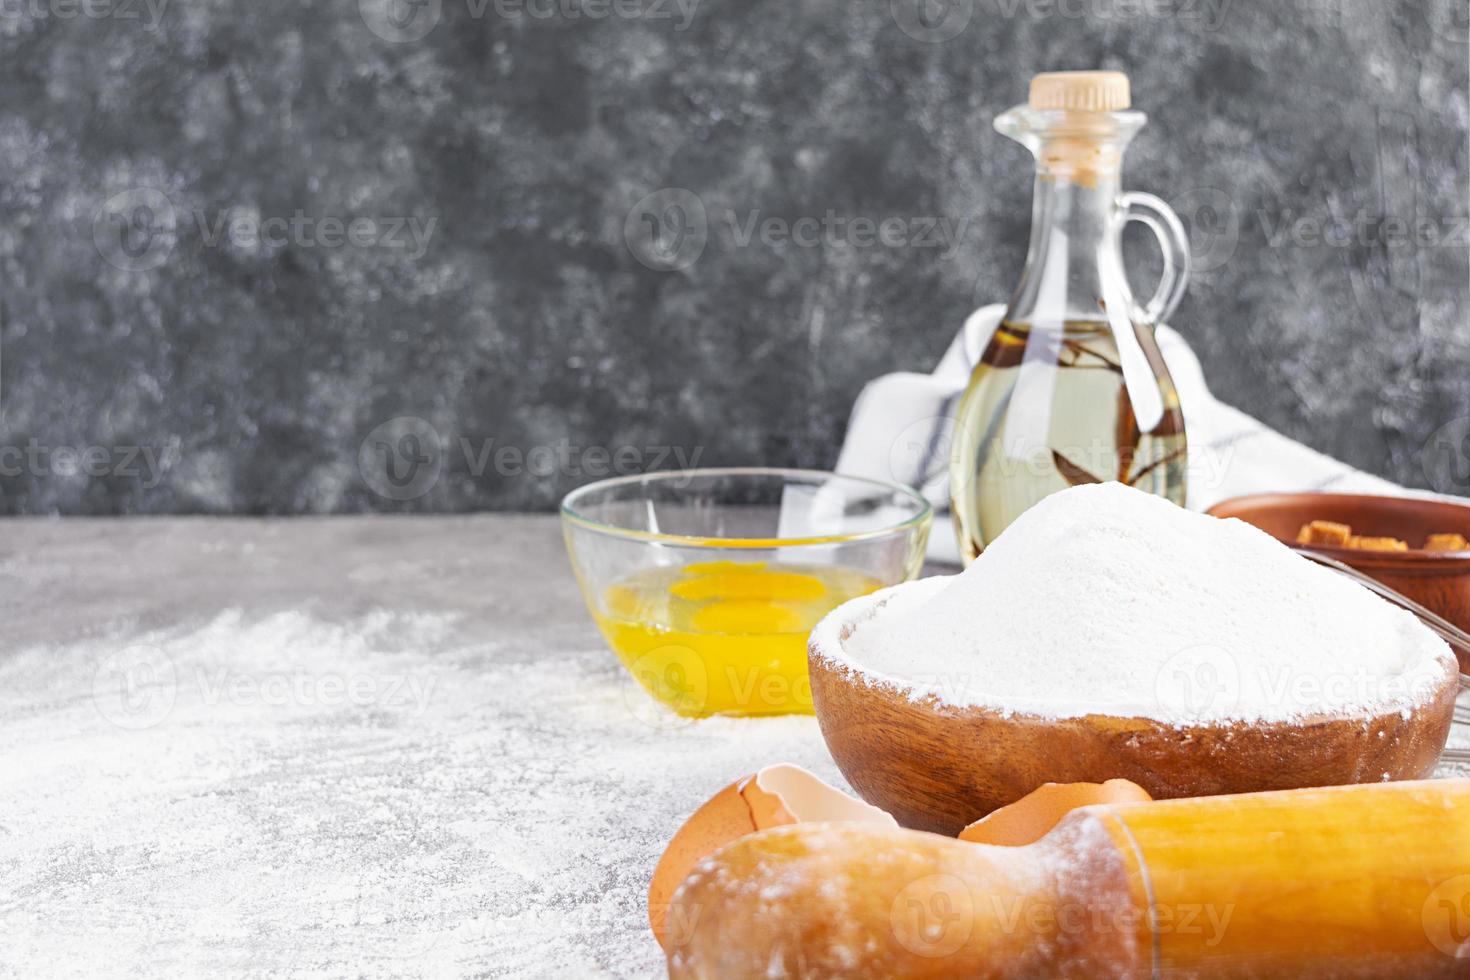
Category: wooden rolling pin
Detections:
[{"x1": 665, "y1": 780, "x2": 1470, "y2": 978}]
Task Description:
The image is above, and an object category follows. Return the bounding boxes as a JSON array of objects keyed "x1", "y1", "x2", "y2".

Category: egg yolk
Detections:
[{"x1": 593, "y1": 561, "x2": 883, "y2": 717}]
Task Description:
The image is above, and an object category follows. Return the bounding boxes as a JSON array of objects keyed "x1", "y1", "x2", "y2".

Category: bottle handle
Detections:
[{"x1": 1118, "y1": 191, "x2": 1191, "y2": 327}]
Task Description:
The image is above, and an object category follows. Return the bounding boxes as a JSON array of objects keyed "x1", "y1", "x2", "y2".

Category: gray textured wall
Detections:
[{"x1": 1, "y1": 0, "x2": 1466, "y2": 514}]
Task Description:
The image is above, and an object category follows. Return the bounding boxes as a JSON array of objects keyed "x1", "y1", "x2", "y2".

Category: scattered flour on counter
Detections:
[
  {"x1": 1, "y1": 603, "x2": 840, "y2": 978},
  {"x1": 830, "y1": 483, "x2": 1456, "y2": 724}
]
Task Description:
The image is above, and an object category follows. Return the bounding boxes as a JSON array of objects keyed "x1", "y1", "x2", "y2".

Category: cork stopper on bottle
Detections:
[{"x1": 1028, "y1": 71, "x2": 1130, "y2": 112}]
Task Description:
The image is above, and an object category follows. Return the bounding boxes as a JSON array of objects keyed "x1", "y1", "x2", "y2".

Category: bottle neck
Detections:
[{"x1": 1006, "y1": 167, "x2": 1127, "y2": 328}]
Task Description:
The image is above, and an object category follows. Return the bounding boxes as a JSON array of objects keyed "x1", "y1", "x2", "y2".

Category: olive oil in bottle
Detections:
[{"x1": 950, "y1": 318, "x2": 1187, "y2": 562}]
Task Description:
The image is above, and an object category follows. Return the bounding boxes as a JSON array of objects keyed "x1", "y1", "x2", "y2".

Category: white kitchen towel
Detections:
[{"x1": 835, "y1": 304, "x2": 1403, "y2": 565}]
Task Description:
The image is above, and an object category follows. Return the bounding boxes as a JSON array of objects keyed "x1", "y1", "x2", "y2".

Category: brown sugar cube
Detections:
[
  {"x1": 1425, "y1": 533, "x2": 1469, "y2": 552},
  {"x1": 1347, "y1": 535, "x2": 1409, "y2": 552},
  {"x1": 1296, "y1": 520, "x2": 1353, "y2": 546}
]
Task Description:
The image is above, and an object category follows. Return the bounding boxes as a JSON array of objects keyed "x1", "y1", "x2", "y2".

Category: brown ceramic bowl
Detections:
[
  {"x1": 808, "y1": 584, "x2": 1458, "y2": 835},
  {"x1": 1207, "y1": 492, "x2": 1470, "y2": 673}
]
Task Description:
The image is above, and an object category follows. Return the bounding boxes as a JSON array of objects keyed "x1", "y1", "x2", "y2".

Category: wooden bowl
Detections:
[
  {"x1": 809, "y1": 587, "x2": 1458, "y2": 836},
  {"x1": 1207, "y1": 492, "x2": 1470, "y2": 672}
]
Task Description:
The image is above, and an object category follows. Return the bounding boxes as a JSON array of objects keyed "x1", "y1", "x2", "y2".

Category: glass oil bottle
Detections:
[{"x1": 950, "y1": 71, "x2": 1192, "y2": 561}]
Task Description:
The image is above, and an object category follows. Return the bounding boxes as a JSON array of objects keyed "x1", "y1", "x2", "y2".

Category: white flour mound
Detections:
[{"x1": 832, "y1": 483, "x2": 1456, "y2": 724}]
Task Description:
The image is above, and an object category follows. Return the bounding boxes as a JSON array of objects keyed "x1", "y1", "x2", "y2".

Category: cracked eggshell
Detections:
[
  {"x1": 958, "y1": 778, "x2": 1152, "y2": 847},
  {"x1": 647, "y1": 763, "x2": 897, "y2": 949}
]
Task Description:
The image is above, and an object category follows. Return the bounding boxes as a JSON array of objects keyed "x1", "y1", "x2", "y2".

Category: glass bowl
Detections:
[{"x1": 561, "y1": 467, "x2": 932, "y2": 718}]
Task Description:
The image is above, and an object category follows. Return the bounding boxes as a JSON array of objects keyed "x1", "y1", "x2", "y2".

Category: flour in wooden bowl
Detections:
[{"x1": 831, "y1": 483, "x2": 1456, "y2": 724}]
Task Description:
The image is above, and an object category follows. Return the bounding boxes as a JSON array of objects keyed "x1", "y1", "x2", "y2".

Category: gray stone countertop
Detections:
[
  {"x1": 2, "y1": 516, "x2": 1466, "y2": 978},
  {"x1": 0, "y1": 515, "x2": 852, "y2": 978}
]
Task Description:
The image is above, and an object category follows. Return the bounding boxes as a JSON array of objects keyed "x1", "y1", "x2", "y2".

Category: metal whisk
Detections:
[{"x1": 1297, "y1": 549, "x2": 1470, "y2": 767}]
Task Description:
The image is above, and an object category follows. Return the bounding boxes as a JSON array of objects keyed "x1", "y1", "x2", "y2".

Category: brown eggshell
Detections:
[
  {"x1": 648, "y1": 778, "x2": 755, "y2": 950},
  {"x1": 648, "y1": 763, "x2": 896, "y2": 949},
  {"x1": 958, "y1": 779, "x2": 1153, "y2": 846}
]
